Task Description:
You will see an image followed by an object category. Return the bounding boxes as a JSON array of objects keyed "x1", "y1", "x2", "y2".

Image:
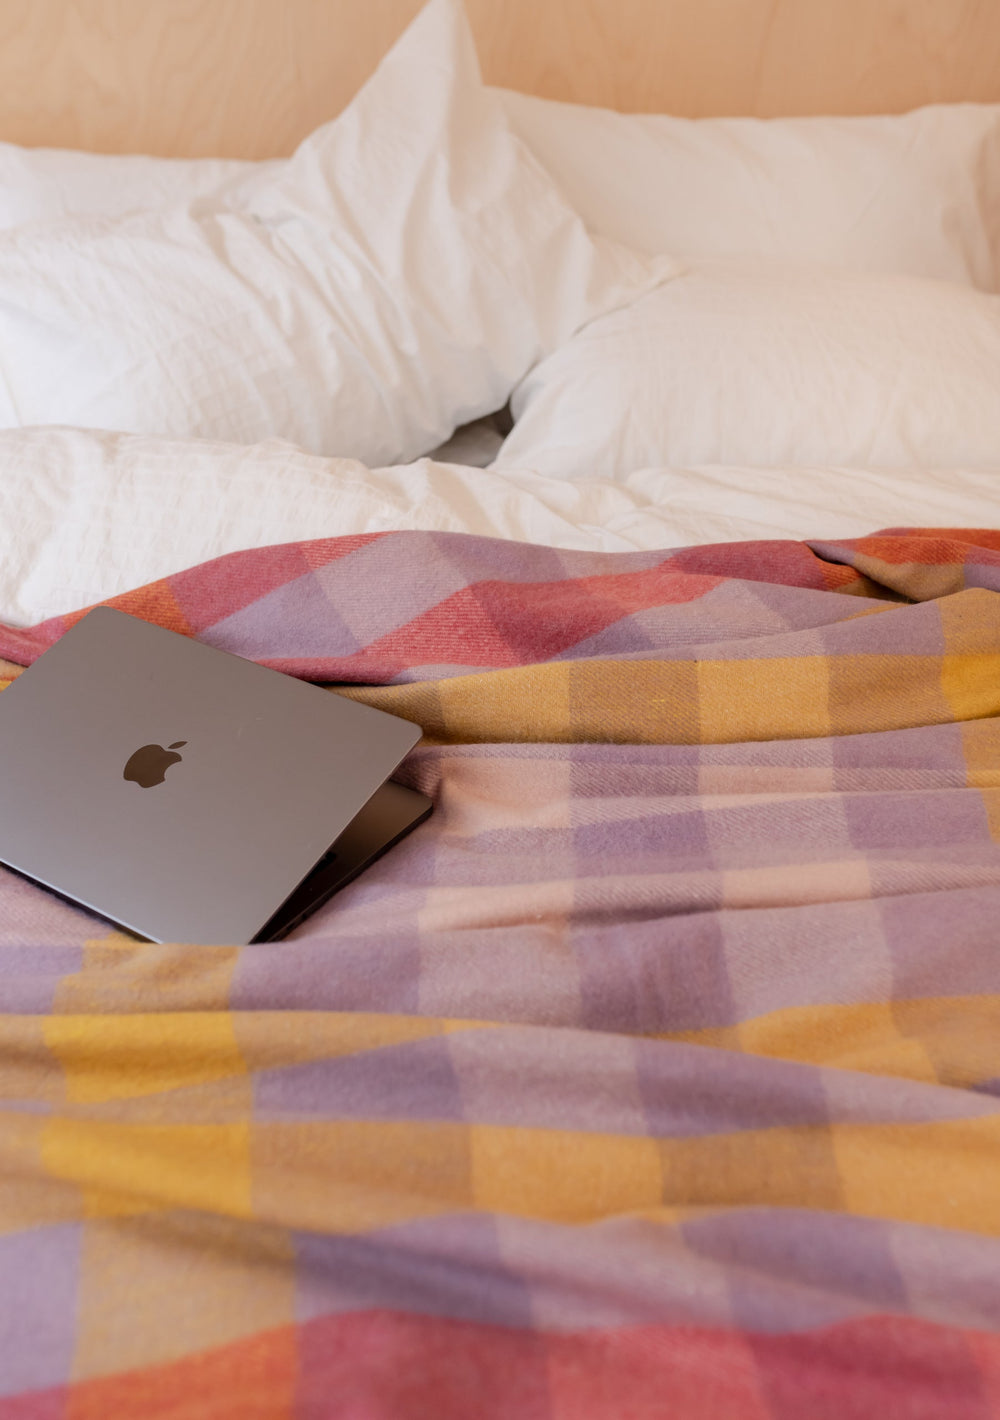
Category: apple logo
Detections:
[{"x1": 123, "y1": 741, "x2": 187, "y2": 788}]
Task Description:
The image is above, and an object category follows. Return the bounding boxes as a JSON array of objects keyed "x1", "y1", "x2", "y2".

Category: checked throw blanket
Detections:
[{"x1": 1, "y1": 528, "x2": 1000, "y2": 1417}]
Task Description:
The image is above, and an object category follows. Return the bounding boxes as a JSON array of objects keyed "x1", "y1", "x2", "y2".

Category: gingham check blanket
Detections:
[{"x1": 2, "y1": 527, "x2": 1000, "y2": 1419}]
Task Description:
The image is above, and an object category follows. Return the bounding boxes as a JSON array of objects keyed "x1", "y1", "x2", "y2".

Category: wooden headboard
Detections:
[{"x1": 1, "y1": 0, "x2": 998, "y2": 158}]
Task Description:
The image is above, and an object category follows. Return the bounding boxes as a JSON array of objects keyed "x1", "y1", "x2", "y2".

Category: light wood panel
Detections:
[{"x1": 0, "y1": 0, "x2": 997, "y2": 158}]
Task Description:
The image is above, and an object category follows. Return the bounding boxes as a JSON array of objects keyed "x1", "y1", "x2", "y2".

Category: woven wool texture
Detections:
[{"x1": 1, "y1": 527, "x2": 1000, "y2": 1417}]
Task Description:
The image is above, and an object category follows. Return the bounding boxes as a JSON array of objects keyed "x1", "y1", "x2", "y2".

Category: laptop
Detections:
[{"x1": 0, "y1": 607, "x2": 432, "y2": 943}]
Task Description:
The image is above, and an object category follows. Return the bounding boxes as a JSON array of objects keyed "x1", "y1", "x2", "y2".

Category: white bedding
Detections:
[
  {"x1": 493, "y1": 262, "x2": 1000, "y2": 477},
  {"x1": 499, "y1": 91, "x2": 1000, "y2": 290},
  {"x1": 2, "y1": 427, "x2": 998, "y2": 627},
  {"x1": 0, "y1": 0, "x2": 997, "y2": 627},
  {"x1": 0, "y1": 0, "x2": 671, "y2": 463}
]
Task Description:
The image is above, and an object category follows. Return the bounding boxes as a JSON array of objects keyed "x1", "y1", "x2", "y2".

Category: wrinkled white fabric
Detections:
[
  {"x1": 2, "y1": 426, "x2": 999, "y2": 627},
  {"x1": 0, "y1": 145, "x2": 268, "y2": 229}
]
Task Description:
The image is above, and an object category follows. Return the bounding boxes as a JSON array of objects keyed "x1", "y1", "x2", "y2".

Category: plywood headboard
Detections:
[{"x1": 1, "y1": 0, "x2": 998, "y2": 158}]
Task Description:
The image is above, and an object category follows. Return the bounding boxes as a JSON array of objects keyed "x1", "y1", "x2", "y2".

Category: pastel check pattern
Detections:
[{"x1": 1, "y1": 527, "x2": 1000, "y2": 1418}]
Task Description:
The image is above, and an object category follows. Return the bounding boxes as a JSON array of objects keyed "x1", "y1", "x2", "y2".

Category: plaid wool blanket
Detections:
[{"x1": 1, "y1": 527, "x2": 1000, "y2": 1418}]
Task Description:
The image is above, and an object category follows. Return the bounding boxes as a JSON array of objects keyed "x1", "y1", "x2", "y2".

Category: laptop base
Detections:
[{"x1": 256, "y1": 779, "x2": 432, "y2": 941}]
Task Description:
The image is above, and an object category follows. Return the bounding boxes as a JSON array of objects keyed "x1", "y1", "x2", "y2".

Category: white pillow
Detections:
[
  {"x1": 492, "y1": 262, "x2": 1000, "y2": 476},
  {"x1": 0, "y1": 0, "x2": 673, "y2": 465},
  {"x1": 0, "y1": 146, "x2": 269, "y2": 230},
  {"x1": 500, "y1": 91, "x2": 1000, "y2": 291}
]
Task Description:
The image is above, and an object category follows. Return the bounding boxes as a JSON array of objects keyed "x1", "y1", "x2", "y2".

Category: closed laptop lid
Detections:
[{"x1": 0, "y1": 608, "x2": 422, "y2": 943}]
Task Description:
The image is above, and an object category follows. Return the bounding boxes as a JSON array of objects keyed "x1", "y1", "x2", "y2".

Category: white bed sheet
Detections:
[{"x1": 1, "y1": 428, "x2": 998, "y2": 627}]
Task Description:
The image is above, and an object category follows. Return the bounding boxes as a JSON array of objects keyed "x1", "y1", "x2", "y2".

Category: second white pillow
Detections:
[{"x1": 492, "y1": 262, "x2": 1000, "y2": 476}]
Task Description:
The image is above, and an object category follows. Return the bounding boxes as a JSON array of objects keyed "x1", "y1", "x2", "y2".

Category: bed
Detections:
[{"x1": 1, "y1": 0, "x2": 1000, "y2": 1415}]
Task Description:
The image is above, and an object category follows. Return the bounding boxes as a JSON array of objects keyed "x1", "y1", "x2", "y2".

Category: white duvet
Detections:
[{"x1": 2, "y1": 427, "x2": 998, "y2": 627}]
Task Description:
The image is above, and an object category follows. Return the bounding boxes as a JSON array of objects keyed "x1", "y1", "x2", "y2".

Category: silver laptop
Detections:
[{"x1": 0, "y1": 607, "x2": 432, "y2": 943}]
